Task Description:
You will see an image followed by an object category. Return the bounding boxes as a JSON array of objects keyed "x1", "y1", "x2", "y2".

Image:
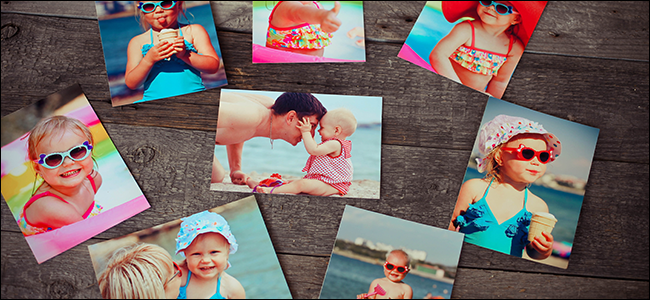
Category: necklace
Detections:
[{"x1": 269, "y1": 114, "x2": 273, "y2": 149}]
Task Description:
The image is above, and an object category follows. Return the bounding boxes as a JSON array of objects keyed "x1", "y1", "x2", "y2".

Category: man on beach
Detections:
[{"x1": 212, "y1": 91, "x2": 328, "y2": 185}]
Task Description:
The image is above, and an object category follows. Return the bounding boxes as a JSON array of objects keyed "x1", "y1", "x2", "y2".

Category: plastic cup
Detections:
[{"x1": 528, "y1": 212, "x2": 557, "y2": 242}]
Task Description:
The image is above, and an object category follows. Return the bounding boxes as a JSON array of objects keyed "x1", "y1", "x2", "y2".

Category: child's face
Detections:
[
  {"x1": 34, "y1": 129, "x2": 94, "y2": 190},
  {"x1": 476, "y1": 1, "x2": 520, "y2": 27},
  {"x1": 499, "y1": 135, "x2": 548, "y2": 184},
  {"x1": 317, "y1": 113, "x2": 338, "y2": 142},
  {"x1": 142, "y1": 1, "x2": 180, "y2": 30},
  {"x1": 183, "y1": 232, "x2": 230, "y2": 281},
  {"x1": 384, "y1": 252, "x2": 409, "y2": 283}
]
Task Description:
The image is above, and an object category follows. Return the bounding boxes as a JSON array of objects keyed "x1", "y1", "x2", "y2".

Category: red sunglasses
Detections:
[
  {"x1": 384, "y1": 262, "x2": 409, "y2": 273},
  {"x1": 502, "y1": 144, "x2": 553, "y2": 164},
  {"x1": 166, "y1": 261, "x2": 182, "y2": 285}
]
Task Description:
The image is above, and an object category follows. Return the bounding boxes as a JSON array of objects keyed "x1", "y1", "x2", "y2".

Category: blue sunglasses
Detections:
[
  {"x1": 479, "y1": 1, "x2": 515, "y2": 16},
  {"x1": 138, "y1": 1, "x2": 177, "y2": 13},
  {"x1": 36, "y1": 141, "x2": 93, "y2": 169}
]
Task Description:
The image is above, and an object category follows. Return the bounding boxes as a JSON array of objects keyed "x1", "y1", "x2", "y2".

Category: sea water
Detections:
[{"x1": 320, "y1": 254, "x2": 454, "y2": 299}]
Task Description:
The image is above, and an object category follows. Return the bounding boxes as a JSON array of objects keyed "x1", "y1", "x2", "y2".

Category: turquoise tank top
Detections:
[
  {"x1": 177, "y1": 270, "x2": 225, "y2": 299},
  {"x1": 138, "y1": 24, "x2": 206, "y2": 103},
  {"x1": 456, "y1": 179, "x2": 532, "y2": 257}
]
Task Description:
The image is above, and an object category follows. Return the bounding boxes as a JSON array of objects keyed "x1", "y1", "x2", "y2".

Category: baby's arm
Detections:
[
  {"x1": 298, "y1": 117, "x2": 341, "y2": 156},
  {"x1": 429, "y1": 21, "x2": 472, "y2": 83},
  {"x1": 222, "y1": 272, "x2": 246, "y2": 299},
  {"x1": 124, "y1": 36, "x2": 175, "y2": 89},
  {"x1": 175, "y1": 24, "x2": 220, "y2": 74},
  {"x1": 25, "y1": 196, "x2": 85, "y2": 228},
  {"x1": 274, "y1": 1, "x2": 341, "y2": 33},
  {"x1": 485, "y1": 39, "x2": 524, "y2": 98},
  {"x1": 449, "y1": 178, "x2": 483, "y2": 230}
]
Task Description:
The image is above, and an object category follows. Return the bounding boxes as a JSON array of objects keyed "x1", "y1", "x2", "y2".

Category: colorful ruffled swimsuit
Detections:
[
  {"x1": 177, "y1": 270, "x2": 225, "y2": 299},
  {"x1": 450, "y1": 21, "x2": 514, "y2": 76},
  {"x1": 455, "y1": 179, "x2": 532, "y2": 257},
  {"x1": 17, "y1": 174, "x2": 102, "y2": 236},
  {"x1": 266, "y1": 1, "x2": 333, "y2": 50},
  {"x1": 139, "y1": 24, "x2": 205, "y2": 102},
  {"x1": 302, "y1": 138, "x2": 353, "y2": 195}
]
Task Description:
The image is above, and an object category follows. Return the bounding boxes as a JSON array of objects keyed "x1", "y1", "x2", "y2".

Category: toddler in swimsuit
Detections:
[
  {"x1": 357, "y1": 250, "x2": 413, "y2": 299},
  {"x1": 175, "y1": 211, "x2": 245, "y2": 299},
  {"x1": 266, "y1": 1, "x2": 342, "y2": 57},
  {"x1": 449, "y1": 114, "x2": 560, "y2": 259},
  {"x1": 125, "y1": 1, "x2": 221, "y2": 103},
  {"x1": 429, "y1": 1, "x2": 547, "y2": 98},
  {"x1": 251, "y1": 108, "x2": 356, "y2": 196},
  {"x1": 17, "y1": 115, "x2": 103, "y2": 236}
]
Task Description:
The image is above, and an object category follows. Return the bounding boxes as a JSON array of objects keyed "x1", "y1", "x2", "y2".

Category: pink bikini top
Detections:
[
  {"x1": 450, "y1": 21, "x2": 514, "y2": 76},
  {"x1": 265, "y1": 1, "x2": 333, "y2": 50}
]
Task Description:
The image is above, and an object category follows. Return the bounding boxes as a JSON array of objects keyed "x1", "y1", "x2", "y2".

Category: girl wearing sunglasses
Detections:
[
  {"x1": 429, "y1": 1, "x2": 547, "y2": 99},
  {"x1": 17, "y1": 115, "x2": 103, "y2": 236},
  {"x1": 357, "y1": 250, "x2": 413, "y2": 299},
  {"x1": 449, "y1": 114, "x2": 562, "y2": 260},
  {"x1": 125, "y1": 1, "x2": 221, "y2": 103},
  {"x1": 98, "y1": 243, "x2": 182, "y2": 299}
]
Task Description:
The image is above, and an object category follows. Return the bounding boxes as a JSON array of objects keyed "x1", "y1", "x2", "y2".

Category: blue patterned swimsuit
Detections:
[{"x1": 456, "y1": 179, "x2": 532, "y2": 257}]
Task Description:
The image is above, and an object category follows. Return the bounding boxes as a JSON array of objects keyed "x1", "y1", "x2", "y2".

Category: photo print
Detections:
[
  {"x1": 88, "y1": 195, "x2": 291, "y2": 299},
  {"x1": 398, "y1": 1, "x2": 547, "y2": 99},
  {"x1": 252, "y1": 1, "x2": 366, "y2": 63},
  {"x1": 448, "y1": 97, "x2": 599, "y2": 269},
  {"x1": 0, "y1": 84, "x2": 150, "y2": 263},
  {"x1": 95, "y1": 1, "x2": 228, "y2": 106},
  {"x1": 319, "y1": 205, "x2": 464, "y2": 299},
  {"x1": 211, "y1": 89, "x2": 382, "y2": 199}
]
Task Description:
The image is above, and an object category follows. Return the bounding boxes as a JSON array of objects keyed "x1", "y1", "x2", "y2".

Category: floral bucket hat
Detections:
[
  {"x1": 476, "y1": 114, "x2": 561, "y2": 173},
  {"x1": 175, "y1": 210, "x2": 238, "y2": 257}
]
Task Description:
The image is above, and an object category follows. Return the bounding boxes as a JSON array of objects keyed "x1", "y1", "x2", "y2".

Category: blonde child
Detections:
[
  {"x1": 175, "y1": 211, "x2": 245, "y2": 299},
  {"x1": 266, "y1": 1, "x2": 342, "y2": 57},
  {"x1": 98, "y1": 243, "x2": 182, "y2": 299},
  {"x1": 17, "y1": 115, "x2": 103, "y2": 236},
  {"x1": 449, "y1": 114, "x2": 561, "y2": 259},
  {"x1": 250, "y1": 107, "x2": 356, "y2": 196},
  {"x1": 125, "y1": 1, "x2": 220, "y2": 102},
  {"x1": 429, "y1": 1, "x2": 546, "y2": 98},
  {"x1": 357, "y1": 249, "x2": 413, "y2": 299}
]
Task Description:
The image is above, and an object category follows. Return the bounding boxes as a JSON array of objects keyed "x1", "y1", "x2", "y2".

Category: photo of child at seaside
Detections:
[
  {"x1": 95, "y1": 1, "x2": 227, "y2": 106},
  {"x1": 0, "y1": 84, "x2": 149, "y2": 263},
  {"x1": 211, "y1": 89, "x2": 382, "y2": 199},
  {"x1": 252, "y1": 1, "x2": 366, "y2": 63},
  {"x1": 398, "y1": 1, "x2": 547, "y2": 98},
  {"x1": 319, "y1": 206, "x2": 464, "y2": 299},
  {"x1": 450, "y1": 97, "x2": 599, "y2": 269},
  {"x1": 88, "y1": 196, "x2": 292, "y2": 299}
]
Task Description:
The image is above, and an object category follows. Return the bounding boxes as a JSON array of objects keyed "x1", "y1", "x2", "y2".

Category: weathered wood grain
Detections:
[
  {"x1": 2, "y1": 1, "x2": 648, "y2": 60},
  {"x1": 1, "y1": 15, "x2": 648, "y2": 163},
  {"x1": 2, "y1": 124, "x2": 647, "y2": 280}
]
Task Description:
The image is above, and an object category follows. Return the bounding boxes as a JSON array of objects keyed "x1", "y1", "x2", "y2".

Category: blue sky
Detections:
[
  {"x1": 335, "y1": 206, "x2": 464, "y2": 266},
  {"x1": 471, "y1": 98, "x2": 600, "y2": 181}
]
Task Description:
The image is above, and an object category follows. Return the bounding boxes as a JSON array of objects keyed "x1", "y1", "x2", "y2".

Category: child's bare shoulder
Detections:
[
  {"x1": 128, "y1": 31, "x2": 149, "y2": 48},
  {"x1": 221, "y1": 272, "x2": 245, "y2": 298},
  {"x1": 508, "y1": 35, "x2": 525, "y2": 56},
  {"x1": 461, "y1": 178, "x2": 490, "y2": 194},
  {"x1": 526, "y1": 190, "x2": 549, "y2": 213}
]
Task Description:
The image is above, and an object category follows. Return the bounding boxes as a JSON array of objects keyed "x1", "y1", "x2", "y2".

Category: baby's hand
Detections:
[
  {"x1": 147, "y1": 40, "x2": 175, "y2": 62},
  {"x1": 320, "y1": 1, "x2": 341, "y2": 33},
  {"x1": 171, "y1": 36, "x2": 187, "y2": 58},
  {"x1": 531, "y1": 231, "x2": 554, "y2": 255},
  {"x1": 356, "y1": 293, "x2": 368, "y2": 299},
  {"x1": 297, "y1": 117, "x2": 313, "y2": 133}
]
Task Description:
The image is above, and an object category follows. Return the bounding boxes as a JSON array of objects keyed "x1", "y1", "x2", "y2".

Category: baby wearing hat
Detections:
[
  {"x1": 448, "y1": 114, "x2": 560, "y2": 259},
  {"x1": 175, "y1": 211, "x2": 245, "y2": 299}
]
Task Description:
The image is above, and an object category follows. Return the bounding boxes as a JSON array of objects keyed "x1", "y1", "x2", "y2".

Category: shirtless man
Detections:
[{"x1": 211, "y1": 91, "x2": 327, "y2": 185}]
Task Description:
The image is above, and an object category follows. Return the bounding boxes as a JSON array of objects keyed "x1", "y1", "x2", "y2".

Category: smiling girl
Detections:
[
  {"x1": 17, "y1": 115, "x2": 103, "y2": 236},
  {"x1": 449, "y1": 114, "x2": 561, "y2": 259},
  {"x1": 175, "y1": 211, "x2": 245, "y2": 299}
]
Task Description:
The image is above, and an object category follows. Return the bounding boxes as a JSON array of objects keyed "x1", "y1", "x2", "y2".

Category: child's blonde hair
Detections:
[
  {"x1": 327, "y1": 108, "x2": 357, "y2": 137},
  {"x1": 98, "y1": 243, "x2": 174, "y2": 299},
  {"x1": 28, "y1": 115, "x2": 94, "y2": 162},
  {"x1": 135, "y1": 1, "x2": 192, "y2": 31}
]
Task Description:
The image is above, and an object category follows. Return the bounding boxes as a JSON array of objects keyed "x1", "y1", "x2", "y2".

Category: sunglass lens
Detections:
[
  {"x1": 142, "y1": 3, "x2": 156, "y2": 12},
  {"x1": 70, "y1": 146, "x2": 88, "y2": 160},
  {"x1": 161, "y1": 1, "x2": 174, "y2": 9},
  {"x1": 495, "y1": 4, "x2": 508, "y2": 14},
  {"x1": 480, "y1": 1, "x2": 493, "y2": 6},
  {"x1": 386, "y1": 263, "x2": 395, "y2": 270},
  {"x1": 521, "y1": 149, "x2": 535, "y2": 160},
  {"x1": 539, "y1": 152, "x2": 550, "y2": 163},
  {"x1": 45, "y1": 154, "x2": 63, "y2": 168},
  {"x1": 397, "y1": 266, "x2": 406, "y2": 273}
]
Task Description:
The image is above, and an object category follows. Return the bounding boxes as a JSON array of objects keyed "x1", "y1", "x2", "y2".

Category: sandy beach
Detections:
[{"x1": 210, "y1": 171, "x2": 380, "y2": 199}]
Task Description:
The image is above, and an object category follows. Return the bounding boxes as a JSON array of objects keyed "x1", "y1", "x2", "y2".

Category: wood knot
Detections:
[
  {"x1": 548, "y1": 31, "x2": 560, "y2": 37},
  {"x1": 405, "y1": 17, "x2": 414, "y2": 23},
  {"x1": 1, "y1": 23, "x2": 20, "y2": 41},
  {"x1": 48, "y1": 279, "x2": 77, "y2": 299},
  {"x1": 131, "y1": 146, "x2": 156, "y2": 164}
]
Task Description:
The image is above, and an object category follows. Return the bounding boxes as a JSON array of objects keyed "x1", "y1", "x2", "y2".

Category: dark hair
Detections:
[{"x1": 271, "y1": 92, "x2": 327, "y2": 121}]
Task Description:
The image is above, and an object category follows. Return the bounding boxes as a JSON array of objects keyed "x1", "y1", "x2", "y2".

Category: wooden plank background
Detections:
[{"x1": 1, "y1": 1, "x2": 648, "y2": 299}]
